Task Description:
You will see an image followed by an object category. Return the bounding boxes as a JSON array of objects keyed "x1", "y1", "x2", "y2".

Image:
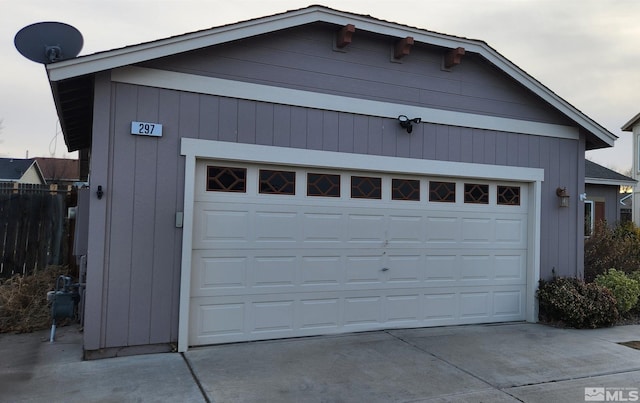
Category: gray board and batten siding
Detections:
[{"x1": 84, "y1": 22, "x2": 584, "y2": 351}]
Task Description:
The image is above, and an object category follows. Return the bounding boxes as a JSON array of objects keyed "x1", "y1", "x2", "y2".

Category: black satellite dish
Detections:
[{"x1": 14, "y1": 22, "x2": 83, "y2": 64}]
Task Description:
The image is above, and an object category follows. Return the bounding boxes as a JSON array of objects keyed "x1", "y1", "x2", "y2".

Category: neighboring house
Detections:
[
  {"x1": 622, "y1": 113, "x2": 640, "y2": 227},
  {"x1": 44, "y1": 6, "x2": 618, "y2": 357},
  {"x1": 584, "y1": 160, "x2": 636, "y2": 235},
  {"x1": 620, "y1": 193, "x2": 632, "y2": 222},
  {"x1": 33, "y1": 157, "x2": 80, "y2": 186},
  {"x1": 0, "y1": 158, "x2": 46, "y2": 184}
]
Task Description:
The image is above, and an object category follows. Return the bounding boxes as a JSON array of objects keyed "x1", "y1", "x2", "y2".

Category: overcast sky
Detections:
[{"x1": 2, "y1": 0, "x2": 639, "y2": 173}]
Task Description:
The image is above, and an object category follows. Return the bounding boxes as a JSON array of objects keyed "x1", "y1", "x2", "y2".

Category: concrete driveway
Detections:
[{"x1": 2, "y1": 322, "x2": 640, "y2": 402}]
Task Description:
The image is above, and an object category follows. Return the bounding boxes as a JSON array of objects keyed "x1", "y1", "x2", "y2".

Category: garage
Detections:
[
  {"x1": 185, "y1": 141, "x2": 536, "y2": 346},
  {"x1": 41, "y1": 5, "x2": 618, "y2": 357}
]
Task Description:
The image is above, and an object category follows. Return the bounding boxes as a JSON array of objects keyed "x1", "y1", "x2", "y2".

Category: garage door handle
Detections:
[{"x1": 381, "y1": 267, "x2": 390, "y2": 272}]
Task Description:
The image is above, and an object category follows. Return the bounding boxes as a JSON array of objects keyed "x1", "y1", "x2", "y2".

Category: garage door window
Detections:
[
  {"x1": 307, "y1": 173, "x2": 340, "y2": 197},
  {"x1": 206, "y1": 166, "x2": 247, "y2": 192},
  {"x1": 259, "y1": 169, "x2": 296, "y2": 195},
  {"x1": 351, "y1": 176, "x2": 382, "y2": 199},
  {"x1": 392, "y1": 179, "x2": 420, "y2": 201},
  {"x1": 497, "y1": 186, "x2": 520, "y2": 206},
  {"x1": 429, "y1": 181, "x2": 456, "y2": 203},
  {"x1": 464, "y1": 183, "x2": 489, "y2": 204}
]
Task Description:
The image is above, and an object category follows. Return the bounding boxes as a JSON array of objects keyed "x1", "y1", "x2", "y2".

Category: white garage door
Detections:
[{"x1": 189, "y1": 161, "x2": 528, "y2": 346}]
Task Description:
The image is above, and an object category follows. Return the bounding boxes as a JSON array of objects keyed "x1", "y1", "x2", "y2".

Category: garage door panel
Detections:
[
  {"x1": 345, "y1": 255, "x2": 385, "y2": 284},
  {"x1": 347, "y1": 214, "x2": 386, "y2": 242},
  {"x1": 385, "y1": 295, "x2": 421, "y2": 324},
  {"x1": 495, "y1": 218, "x2": 526, "y2": 245},
  {"x1": 495, "y1": 255, "x2": 526, "y2": 280},
  {"x1": 303, "y1": 212, "x2": 343, "y2": 242},
  {"x1": 461, "y1": 218, "x2": 493, "y2": 242},
  {"x1": 300, "y1": 256, "x2": 342, "y2": 285},
  {"x1": 344, "y1": 296, "x2": 383, "y2": 326},
  {"x1": 494, "y1": 290, "x2": 524, "y2": 316},
  {"x1": 189, "y1": 285, "x2": 526, "y2": 345},
  {"x1": 460, "y1": 292, "x2": 491, "y2": 318},
  {"x1": 386, "y1": 255, "x2": 422, "y2": 283},
  {"x1": 191, "y1": 301, "x2": 245, "y2": 341},
  {"x1": 425, "y1": 216, "x2": 459, "y2": 243},
  {"x1": 194, "y1": 208, "x2": 250, "y2": 248},
  {"x1": 191, "y1": 253, "x2": 248, "y2": 292},
  {"x1": 253, "y1": 256, "x2": 297, "y2": 287},
  {"x1": 300, "y1": 298, "x2": 340, "y2": 330},
  {"x1": 253, "y1": 300, "x2": 295, "y2": 333},
  {"x1": 254, "y1": 210, "x2": 298, "y2": 242},
  {"x1": 388, "y1": 215, "x2": 423, "y2": 244},
  {"x1": 190, "y1": 162, "x2": 530, "y2": 346},
  {"x1": 424, "y1": 293, "x2": 458, "y2": 321}
]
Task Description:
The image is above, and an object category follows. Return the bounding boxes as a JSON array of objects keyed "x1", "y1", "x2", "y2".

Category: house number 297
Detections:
[{"x1": 131, "y1": 121, "x2": 163, "y2": 137}]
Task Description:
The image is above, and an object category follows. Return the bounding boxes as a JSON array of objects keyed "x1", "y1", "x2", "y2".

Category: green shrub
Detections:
[
  {"x1": 625, "y1": 271, "x2": 640, "y2": 312},
  {"x1": 595, "y1": 269, "x2": 640, "y2": 315},
  {"x1": 584, "y1": 221, "x2": 640, "y2": 282},
  {"x1": 537, "y1": 277, "x2": 618, "y2": 328}
]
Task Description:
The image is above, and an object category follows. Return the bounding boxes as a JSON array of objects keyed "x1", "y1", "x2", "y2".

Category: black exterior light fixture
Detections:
[
  {"x1": 397, "y1": 115, "x2": 421, "y2": 133},
  {"x1": 556, "y1": 187, "x2": 570, "y2": 207}
]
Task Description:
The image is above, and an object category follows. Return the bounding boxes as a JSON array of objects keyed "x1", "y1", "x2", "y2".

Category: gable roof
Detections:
[
  {"x1": 34, "y1": 157, "x2": 80, "y2": 182},
  {"x1": 621, "y1": 112, "x2": 640, "y2": 131},
  {"x1": 46, "y1": 5, "x2": 617, "y2": 152},
  {"x1": 585, "y1": 160, "x2": 636, "y2": 187},
  {"x1": 0, "y1": 158, "x2": 46, "y2": 183}
]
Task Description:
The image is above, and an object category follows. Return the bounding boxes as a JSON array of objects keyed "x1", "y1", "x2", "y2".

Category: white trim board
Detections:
[
  {"x1": 46, "y1": 6, "x2": 615, "y2": 146},
  {"x1": 586, "y1": 178, "x2": 636, "y2": 187},
  {"x1": 113, "y1": 66, "x2": 579, "y2": 141},
  {"x1": 181, "y1": 139, "x2": 544, "y2": 181},
  {"x1": 176, "y1": 138, "x2": 543, "y2": 352}
]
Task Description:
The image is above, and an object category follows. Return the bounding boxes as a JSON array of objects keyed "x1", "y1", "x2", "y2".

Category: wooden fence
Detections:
[{"x1": 0, "y1": 183, "x2": 76, "y2": 279}]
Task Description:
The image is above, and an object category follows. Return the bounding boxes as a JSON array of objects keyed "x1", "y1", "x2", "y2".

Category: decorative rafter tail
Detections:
[
  {"x1": 394, "y1": 36, "x2": 414, "y2": 59},
  {"x1": 445, "y1": 47, "x2": 465, "y2": 68},
  {"x1": 336, "y1": 24, "x2": 356, "y2": 48}
]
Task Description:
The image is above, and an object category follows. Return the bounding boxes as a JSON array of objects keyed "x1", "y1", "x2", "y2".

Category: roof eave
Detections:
[
  {"x1": 46, "y1": 5, "x2": 617, "y2": 148},
  {"x1": 586, "y1": 177, "x2": 637, "y2": 186},
  {"x1": 622, "y1": 112, "x2": 640, "y2": 132}
]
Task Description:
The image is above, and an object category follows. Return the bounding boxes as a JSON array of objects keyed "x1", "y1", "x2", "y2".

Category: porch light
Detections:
[{"x1": 556, "y1": 187, "x2": 570, "y2": 207}]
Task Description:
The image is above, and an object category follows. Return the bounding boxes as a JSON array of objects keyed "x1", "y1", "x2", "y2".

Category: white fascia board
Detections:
[
  {"x1": 46, "y1": 6, "x2": 615, "y2": 146},
  {"x1": 180, "y1": 138, "x2": 545, "y2": 183},
  {"x1": 622, "y1": 112, "x2": 640, "y2": 132},
  {"x1": 46, "y1": 7, "x2": 468, "y2": 82},
  {"x1": 113, "y1": 66, "x2": 579, "y2": 141},
  {"x1": 586, "y1": 177, "x2": 637, "y2": 187}
]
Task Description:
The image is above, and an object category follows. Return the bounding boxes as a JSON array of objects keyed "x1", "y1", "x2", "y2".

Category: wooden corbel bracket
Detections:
[
  {"x1": 394, "y1": 36, "x2": 414, "y2": 59},
  {"x1": 336, "y1": 24, "x2": 356, "y2": 49},
  {"x1": 444, "y1": 47, "x2": 465, "y2": 68}
]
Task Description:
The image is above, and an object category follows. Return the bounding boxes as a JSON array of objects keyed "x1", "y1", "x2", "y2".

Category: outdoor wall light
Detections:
[
  {"x1": 556, "y1": 187, "x2": 570, "y2": 207},
  {"x1": 398, "y1": 115, "x2": 421, "y2": 133}
]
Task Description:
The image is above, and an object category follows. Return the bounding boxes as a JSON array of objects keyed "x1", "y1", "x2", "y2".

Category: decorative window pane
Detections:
[
  {"x1": 351, "y1": 176, "x2": 381, "y2": 199},
  {"x1": 206, "y1": 166, "x2": 246, "y2": 192},
  {"x1": 259, "y1": 169, "x2": 296, "y2": 195},
  {"x1": 429, "y1": 181, "x2": 456, "y2": 203},
  {"x1": 392, "y1": 179, "x2": 420, "y2": 201},
  {"x1": 307, "y1": 173, "x2": 340, "y2": 197},
  {"x1": 464, "y1": 183, "x2": 489, "y2": 204},
  {"x1": 497, "y1": 186, "x2": 520, "y2": 206}
]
